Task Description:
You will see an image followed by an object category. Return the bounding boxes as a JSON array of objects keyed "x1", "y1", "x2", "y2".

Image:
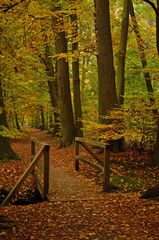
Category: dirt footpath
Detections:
[{"x1": 27, "y1": 129, "x2": 102, "y2": 201}]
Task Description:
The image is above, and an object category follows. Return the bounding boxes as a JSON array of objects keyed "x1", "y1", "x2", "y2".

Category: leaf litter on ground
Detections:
[{"x1": 0, "y1": 129, "x2": 159, "y2": 239}]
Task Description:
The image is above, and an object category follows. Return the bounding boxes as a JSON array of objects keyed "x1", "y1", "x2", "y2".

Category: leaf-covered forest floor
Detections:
[{"x1": 0, "y1": 129, "x2": 159, "y2": 240}]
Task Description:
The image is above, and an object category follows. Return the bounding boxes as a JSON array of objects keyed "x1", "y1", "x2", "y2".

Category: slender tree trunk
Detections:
[
  {"x1": 55, "y1": 35, "x2": 75, "y2": 146},
  {"x1": 15, "y1": 112, "x2": 21, "y2": 131},
  {"x1": 0, "y1": 79, "x2": 18, "y2": 160},
  {"x1": 40, "y1": 106, "x2": 45, "y2": 130},
  {"x1": 71, "y1": 12, "x2": 83, "y2": 137},
  {"x1": 11, "y1": 92, "x2": 21, "y2": 131},
  {"x1": 138, "y1": 0, "x2": 159, "y2": 198},
  {"x1": 95, "y1": 0, "x2": 124, "y2": 152},
  {"x1": 152, "y1": 0, "x2": 159, "y2": 166},
  {"x1": 81, "y1": 56, "x2": 86, "y2": 102},
  {"x1": 156, "y1": 0, "x2": 159, "y2": 54},
  {"x1": 143, "y1": 0, "x2": 159, "y2": 52},
  {"x1": 41, "y1": 44, "x2": 60, "y2": 136},
  {"x1": 95, "y1": 0, "x2": 118, "y2": 124},
  {"x1": 141, "y1": 0, "x2": 159, "y2": 166},
  {"x1": 52, "y1": 2, "x2": 75, "y2": 146},
  {"x1": 117, "y1": 0, "x2": 129, "y2": 105},
  {"x1": 129, "y1": 0, "x2": 155, "y2": 100},
  {"x1": 152, "y1": 119, "x2": 159, "y2": 166}
]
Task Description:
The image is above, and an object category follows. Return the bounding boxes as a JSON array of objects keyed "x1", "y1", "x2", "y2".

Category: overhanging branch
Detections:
[
  {"x1": 0, "y1": 0, "x2": 26, "y2": 13},
  {"x1": 143, "y1": 0, "x2": 158, "y2": 15}
]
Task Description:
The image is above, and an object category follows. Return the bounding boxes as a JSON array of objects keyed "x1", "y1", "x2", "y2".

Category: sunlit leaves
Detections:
[
  {"x1": 83, "y1": 94, "x2": 157, "y2": 143},
  {"x1": 0, "y1": 125, "x2": 23, "y2": 138}
]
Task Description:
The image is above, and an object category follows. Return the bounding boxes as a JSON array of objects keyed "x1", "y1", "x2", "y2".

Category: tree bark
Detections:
[
  {"x1": 40, "y1": 106, "x2": 45, "y2": 130},
  {"x1": 117, "y1": 0, "x2": 129, "y2": 105},
  {"x1": 71, "y1": 12, "x2": 83, "y2": 137},
  {"x1": 143, "y1": 0, "x2": 159, "y2": 166},
  {"x1": 152, "y1": 120, "x2": 159, "y2": 166},
  {"x1": 52, "y1": 2, "x2": 75, "y2": 146},
  {"x1": 95, "y1": 0, "x2": 118, "y2": 124},
  {"x1": 141, "y1": 182, "x2": 159, "y2": 199},
  {"x1": 0, "y1": 79, "x2": 18, "y2": 160},
  {"x1": 41, "y1": 44, "x2": 60, "y2": 136},
  {"x1": 11, "y1": 92, "x2": 21, "y2": 131},
  {"x1": 129, "y1": 0, "x2": 155, "y2": 101},
  {"x1": 94, "y1": 0, "x2": 124, "y2": 152}
]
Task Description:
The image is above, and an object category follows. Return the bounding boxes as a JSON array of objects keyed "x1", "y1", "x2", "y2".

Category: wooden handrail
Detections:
[
  {"x1": 75, "y1": 156, "x2": 103, "y2": 171},
  {"x1": 1, "y1": 138, "x2": 50, "y2": 207},
  {"x1": 1, "y1": 146, "x2": 44, "y2": 207},
  {"x1": 75, "y1": 137, "x2": 109, "y2": 148},
  {"x1": 75, "y1": 137, "x2": 110, "y2": 192},
  {"x1": 79, "y1": 141, "x2": 104, "y2": 166},
  {"x1": 31, "y1": 138, "x2": 50, "y2": 200},
  {"x1": 31, "y1": 137, "x2": 50, "y2": 146}
]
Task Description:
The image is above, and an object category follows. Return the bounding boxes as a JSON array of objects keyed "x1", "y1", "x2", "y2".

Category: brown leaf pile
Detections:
[{"x1": 0, "y1": 129, "x2": 159, "y2": 240}]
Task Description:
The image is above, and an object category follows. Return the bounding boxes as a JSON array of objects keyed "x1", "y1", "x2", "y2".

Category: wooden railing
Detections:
[
  {"x1": 75, "y1": 137, "x2": 110, "y2": 192},
  {"x1": 1, "y1": 138, "x2": 50, "y2": 207},
  {"x1": 31, "y1": 137, "x2": 50, "y2": 200}
]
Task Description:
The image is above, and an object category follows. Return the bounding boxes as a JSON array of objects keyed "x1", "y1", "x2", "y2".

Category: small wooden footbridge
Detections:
[{"x1": 1, "y1": 136, "x2": 110, "y2": 207}]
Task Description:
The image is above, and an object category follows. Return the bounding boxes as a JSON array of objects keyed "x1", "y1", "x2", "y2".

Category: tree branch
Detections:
[
  {"x1": 143, "y1": 0, "x2": 158, "y2": 15},
  {"x1": 0, "y1": 0, "x2": 26, "y2": 13}
]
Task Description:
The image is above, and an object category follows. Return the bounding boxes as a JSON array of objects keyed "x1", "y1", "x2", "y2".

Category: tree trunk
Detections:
[
  {"x1": 0, "y1": 79, "x2": 18, "y2": 160},
  {"x1": 71, "y1": 12, "x2": 83, "y2": 137},
  {"x1": 15, "y1": 112, "x2": 21, "y2": 131},
  {"x1": 141, "y1": 182, "x2": 159, "y2": 199},
  {"x1": 152, "y1": 120, "x2": 159, "y2": 166},
  {"x1": 41, "y1": 44, "x2": 60, "y2": 136},
  {"x1": 157, "y1": 0, "x2": 159, "y2": 54},
  {"x1": 152, "y1": 0, "x2": 159, "y2": 166},
  {"x1": 95, "y1": 0, "x2": 118, "y2": 123},
  {"x1": 143, "y1": 0, "x2": 159, "y2": 166},
  {"x1": 40, "y1": 106, "x2": 45, "y2": 130},
  {"x1": 52, "y1": 3, "x2": 75, "y2": 146},
  {"x1": 117, "y1": 0, "x2": 129, "y2": 105},
  {"x1": 10, "y1": 91, "x2": 22, "y2": 131},
  {"x1": 129, "y1": 0, "x2": 155, "y2": 102},
  {"x1": 95, "y1": 0, "x2": 124, "y2": 152}
]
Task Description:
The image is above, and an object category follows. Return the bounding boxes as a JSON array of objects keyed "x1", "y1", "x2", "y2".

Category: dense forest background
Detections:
[
  {"x1": 1, "y1": 0, "x2": 159, "y2": 164},
  {"x1": 1, "y1": 2, "x2": 159, "y2": 238}
]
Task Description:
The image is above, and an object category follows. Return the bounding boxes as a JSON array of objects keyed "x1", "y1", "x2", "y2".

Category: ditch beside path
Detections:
[{"x1": 27, "y1": 129, "x2": 103, "y2": 202}]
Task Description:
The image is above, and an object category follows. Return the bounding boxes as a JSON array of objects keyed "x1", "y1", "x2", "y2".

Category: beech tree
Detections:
[
  {"x1": 94, "y1": 0, "x2": 126, "y2": 152},
  {"x1": 116, "y1": 0, "x2": 129, "y2": 105},
  {"x1": 143, "y1": 0, "x2": 159, "y2": 166},
  {"x1": 71, "y1": 8, "x2": 83, "y2": 137},
  {"x1": 52, "y1": 1, "x2": 75, "y2": 146},
  {"x1": 40, "y1": 43, "x2": 60, "y2": 136},
  {"x1": 0, "y1": 3, "x2": 20, "y2": 160},
  {"x1": 0, "y1": 79, "x2": 18, "y2": 160},
  {"x1": 95, "y1": 0, "x2": 118, "y2": 124},
  {"x1": 129, "y1": 0, "x2": 154, "y2": 101}
]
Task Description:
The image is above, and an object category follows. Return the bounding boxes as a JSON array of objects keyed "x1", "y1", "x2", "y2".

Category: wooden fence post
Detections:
[
  {"x1": 31, "y1": 140, "x2": 35, "y2": 159},
  {"x1": 43, "y1": 145, "x2": 50, "y2": 199},
  {"x1": 75, "y1": 140, "x2": 80, "y2": 171},
  {"x1": 1, "y1": 146, "x2": 44, "y2": 207},
  {"x1": 103, "y1": 145, "x2": 110, "y2": 192}
]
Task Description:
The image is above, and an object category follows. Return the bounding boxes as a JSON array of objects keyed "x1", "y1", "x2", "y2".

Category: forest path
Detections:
[
  {"x1": 27, "y1": 129, "x2": 102, "y2": 201},
  {"x1": 2, "y1": 129, "x2": 159, "y2": 240}
]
